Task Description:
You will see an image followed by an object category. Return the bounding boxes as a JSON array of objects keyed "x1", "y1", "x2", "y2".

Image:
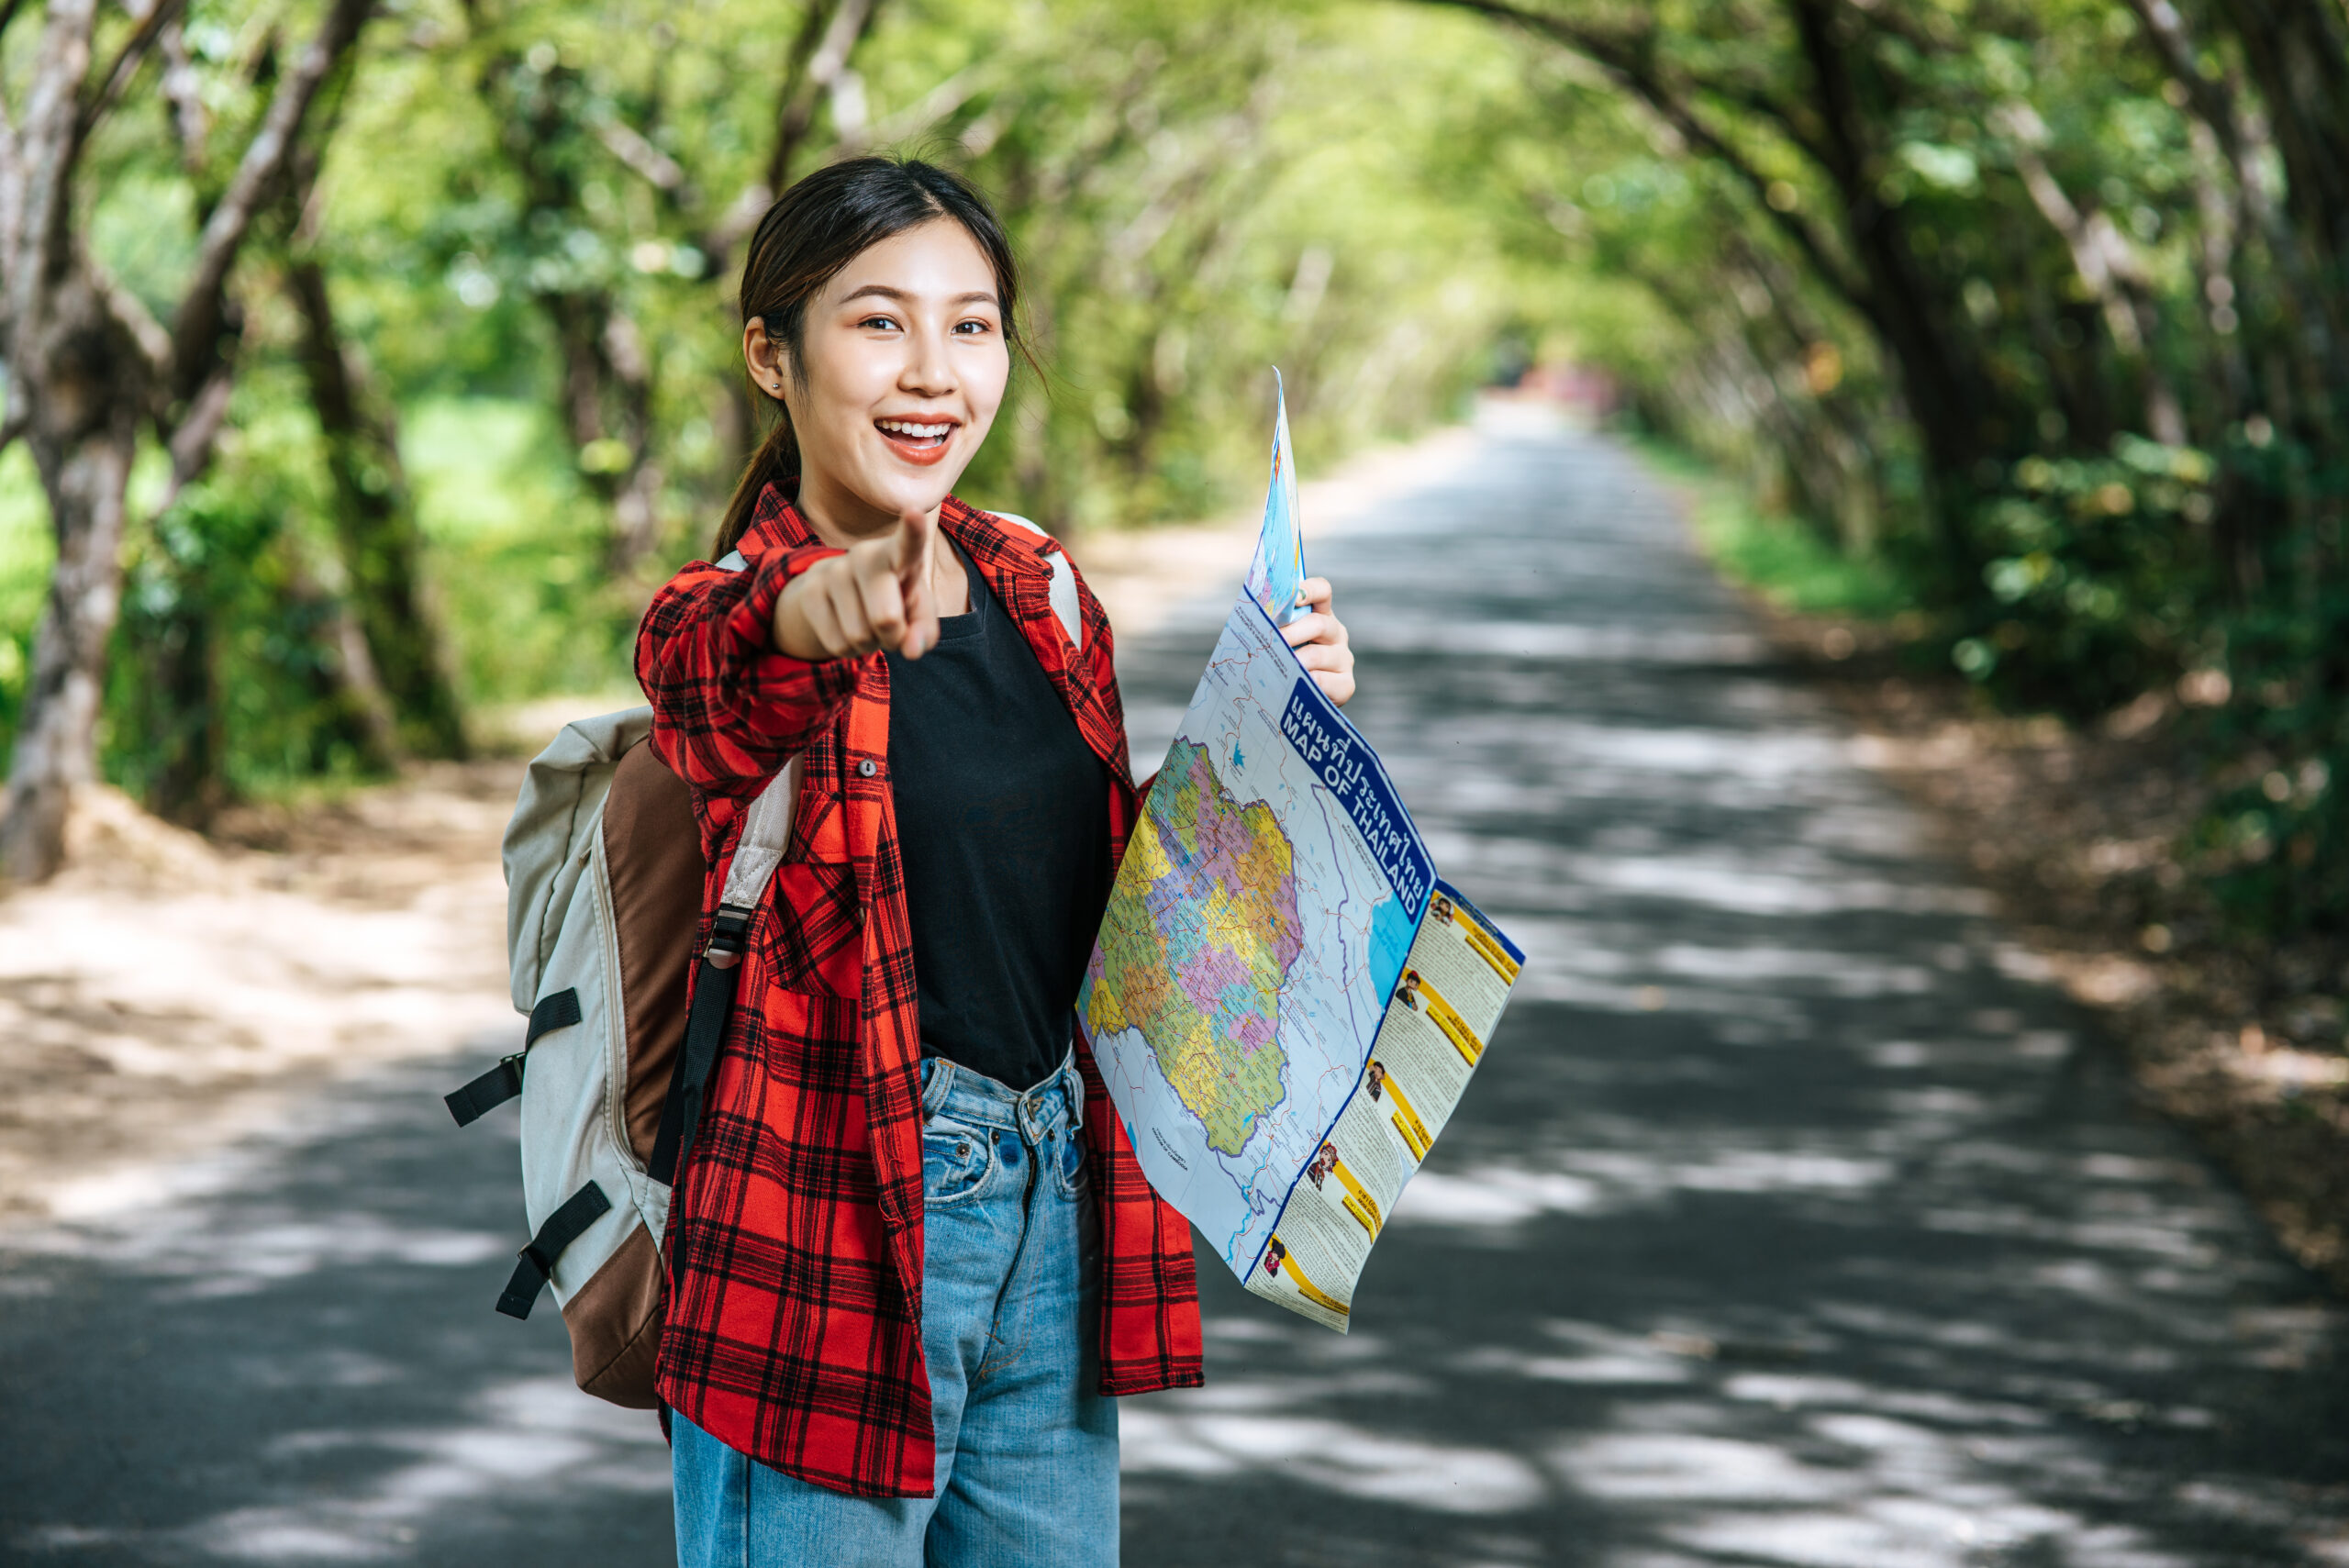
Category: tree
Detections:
[
  {"x1": 282, "y1": 151, "x2": 466, "y2": 760},
  {"x1": 0, "y1": 0, "x2": 375, "y2": 881}
]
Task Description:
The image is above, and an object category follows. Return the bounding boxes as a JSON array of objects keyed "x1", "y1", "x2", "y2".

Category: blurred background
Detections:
[
  {"x1": 6, "y1": 0, "x2": 2349, "y2": 1562},
  {"x1": 8, "y1": 0, "x2": 2348, "y2": 936}
]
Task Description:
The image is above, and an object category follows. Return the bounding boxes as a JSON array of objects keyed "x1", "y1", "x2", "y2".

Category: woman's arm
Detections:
[{"x1": 635, "y1": 545, "x2": 861, "y2": 798}]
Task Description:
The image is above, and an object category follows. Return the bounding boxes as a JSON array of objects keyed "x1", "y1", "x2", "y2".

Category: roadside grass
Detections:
[{"x1": 1630, "y1": 435, "x2": 1913, "y2": 624}]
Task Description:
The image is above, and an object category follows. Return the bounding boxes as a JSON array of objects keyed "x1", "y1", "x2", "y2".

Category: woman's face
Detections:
[{"x1": 757, "y1": 217, "x2": 1010, "y2": 535}]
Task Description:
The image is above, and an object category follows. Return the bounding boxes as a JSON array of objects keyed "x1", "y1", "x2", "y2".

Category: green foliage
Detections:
[
  {"x1": 0, "y1": 450, "x2": 50, "y2": 757},
  {"x1": 1666, "y1": 462, "x2": 1911, "y2": 624},
  {"x1": 1948, "y1": 438, "x2": 2217, "y2": 713},
  {"x1": 1443, "y1": 0, "x2": 2349, "y2": 948},
  {"x1": 1, "y1": 0, "x2": 1529, "y2": 805},
  {"x1": 403, "y1": 396, "x2": 637, "y2": 705},
  {"x1": 10, "y1": 0, "x2": 2349, "y2": 958},
  {"x1": 103, "y1": 384, "x2": 379, "y2": 812}
]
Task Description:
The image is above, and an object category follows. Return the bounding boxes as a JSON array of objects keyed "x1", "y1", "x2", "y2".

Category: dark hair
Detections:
[{"x1": 713, "y1": 156, "x2": 1027, "y2": 557}]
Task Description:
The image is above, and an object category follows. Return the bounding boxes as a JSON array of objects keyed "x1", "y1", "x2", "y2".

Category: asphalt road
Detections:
[{"x1": 5, "y1": 417, "x2": 2344, "y2": 1566}]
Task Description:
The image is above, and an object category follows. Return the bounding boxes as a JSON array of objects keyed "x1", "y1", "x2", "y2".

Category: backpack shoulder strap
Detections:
[
  {"x1": 720, "y1": 755, "x2": 800, "y2": 910},
  {"x1": 985, "y1": 511, "x2": 1082, "y2": 651},
  {"x1": 648, "y1": 751, "x2": 798, "y2": 1185}
]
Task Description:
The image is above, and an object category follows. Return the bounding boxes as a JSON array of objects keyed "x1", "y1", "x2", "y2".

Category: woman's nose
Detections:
[{"x1": 900, "y1": 329, "x2": 954, "y2": 396}]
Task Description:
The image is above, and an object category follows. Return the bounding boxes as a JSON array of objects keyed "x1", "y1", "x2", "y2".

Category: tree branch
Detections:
[
  {"x1": 95, "y1": 264, "x2": 173, "y2": 377},
  {"x1": 19, "y1": 0, "x2": 106, "y2": 296},
  {"x1": 594, "y1": 115, "x2": 690, "y2": 195},
  {"x1": 75, "y1": 0, "x2": 188, "y2": 143},
  {"x1": 835, "y1": 61, "x2": 988, "y2": 158},
  {"x1": 151, "y1": 363, "x2": 235, "y2": 517},
  {"x1": 701, "y1": 0, "x2": 885, "y2": 266},
  {"x1": 168, "y1": 0, "x2": 373, "y2": 391},
  {"x1": 1424, "y1": 0, "x2": 1875, "y2": 316},
  {"x1": 158, "y1": 15, "x2": 207, "y2": 171},
  {"x1": 763, "y1": 0, "x2": 876, "y2": 196}
]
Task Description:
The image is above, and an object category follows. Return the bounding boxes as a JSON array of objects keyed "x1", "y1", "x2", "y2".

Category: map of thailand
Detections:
[
  {"x1": 1080, "y1": 581, "x2": 1431, "y2": 1275},
  {"x1": 1078, "y1": 373, "x2": 1522, "y2": 1329},
  {"x1": 1084, "y1": 740, "x2": 1303, "y2": 1155}
]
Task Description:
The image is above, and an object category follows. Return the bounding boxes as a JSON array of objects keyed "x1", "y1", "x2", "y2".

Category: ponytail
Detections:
[
  {"x1": 713, "y1": 402, "x2": 798, "y2": 559},
  {"x1": 707, "y1": 156, "x2": 1027, "y2": 562}
]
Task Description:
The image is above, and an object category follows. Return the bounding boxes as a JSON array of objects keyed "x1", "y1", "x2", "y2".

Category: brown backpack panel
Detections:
[{"x1": 601, "y1": 742, "x2": 705, "y2": 1165}]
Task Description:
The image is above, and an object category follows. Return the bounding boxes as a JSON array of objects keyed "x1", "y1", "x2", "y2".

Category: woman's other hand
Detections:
[
  {"x1": 1282, "y1": 576, "x2": 1355, "y2": 706},
  {"x1": 773, "y1": 506, "x2": 944, "y2": 661}
]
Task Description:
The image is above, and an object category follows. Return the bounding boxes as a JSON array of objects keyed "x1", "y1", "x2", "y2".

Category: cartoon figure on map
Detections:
[
  {"x1": 1307, "y1": 1142, "x2": 1339, "y2": 1190},
  {"x1": 1397, "y1": 969, "x2": 1426, "y2": 1014},
  {"x1": 1431, "y1": 894, "x2": 1455, "y2": 926},
  {"x1": 1264, "y1": 1239, "x2": 1288, "y2": 1276},
  {"x1": 1365, "y1": 1061, "x2": 1387, "y2": 1102}
]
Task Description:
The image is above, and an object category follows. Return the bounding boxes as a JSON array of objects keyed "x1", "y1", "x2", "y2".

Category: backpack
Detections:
[
  {"x1": 444, "y1": 705, "x2": 798, "y2": 1407},
  {"x1": 445, "y1": 512, "x2": 1072, "y2": 1409}
]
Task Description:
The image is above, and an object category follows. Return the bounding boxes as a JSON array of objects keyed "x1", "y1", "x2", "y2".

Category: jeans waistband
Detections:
[{"x1": 919, "y1": 1049, "x2": 1085, "y2": 1145}]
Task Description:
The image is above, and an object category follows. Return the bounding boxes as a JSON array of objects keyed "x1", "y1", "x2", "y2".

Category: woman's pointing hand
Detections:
[{"x1": 773, "y1": 507, "x2": 944, "y2": 662}]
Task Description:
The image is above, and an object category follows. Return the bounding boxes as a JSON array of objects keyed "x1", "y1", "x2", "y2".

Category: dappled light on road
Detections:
[{"x1": 1114, "y1": 410, "x2": 2349, "y2": 1567}]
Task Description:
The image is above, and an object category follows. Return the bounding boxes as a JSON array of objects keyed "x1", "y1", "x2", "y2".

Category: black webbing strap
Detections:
[
  {"x1": 444, "y1": 1058, "x2": 524, "y2": 1128},
  {"x1": 442, "y1": 988, "x2": 581, "y2": 1127},
  {"x1": 528, "y1": 987, "x2": 584, "y2": 1046},
  {"x1": 648, "y1": 909, "x2": 751, "y2": 1185},
  {"x1": 495, "y1": 1180, "x2": 612, "y2": 1319}
]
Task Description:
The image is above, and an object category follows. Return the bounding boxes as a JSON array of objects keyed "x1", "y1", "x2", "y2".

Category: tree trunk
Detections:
[
  {"x1": 1780, "y1": 0, "x2": 2004, "y2": 579},
  {"x1": 284, "y1": 251, "x2": 467, "y2": 758},
  {"x1": 0, "y1": 269, "x2": 150, "y2": 882}
]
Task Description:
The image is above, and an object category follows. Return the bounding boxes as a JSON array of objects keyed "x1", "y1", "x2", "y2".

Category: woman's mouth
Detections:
[{"x1": 876, "y1": 417, "x2": 957, "y2": 466}]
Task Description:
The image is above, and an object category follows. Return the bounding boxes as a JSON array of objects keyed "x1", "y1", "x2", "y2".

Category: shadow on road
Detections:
[{"x1": 0, "y1": 1046, "x2": 673, "y2": 1565}]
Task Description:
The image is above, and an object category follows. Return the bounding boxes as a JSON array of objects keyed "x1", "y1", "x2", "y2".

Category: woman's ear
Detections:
[{"x1": 743, "y1": 318, "x2": 791, "y2": 402}]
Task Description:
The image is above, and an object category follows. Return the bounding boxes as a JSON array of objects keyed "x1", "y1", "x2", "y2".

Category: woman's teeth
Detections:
[{"x1": 878, "y1": 419, "x2": 952, "y2": 440}]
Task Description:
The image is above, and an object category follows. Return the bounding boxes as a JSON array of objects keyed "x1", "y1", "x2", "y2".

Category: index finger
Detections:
[
  {"x1": 1298, "y1": 576, "x2": 1334, "y2": 614},
  {"x1": 895, "y1": 506, "x2": 936, "y2": 589}
]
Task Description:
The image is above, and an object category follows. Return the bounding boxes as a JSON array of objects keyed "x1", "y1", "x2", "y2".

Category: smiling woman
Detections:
[{"x1": 634, "y1": 156, "x2": 1357, "y2": 1568}]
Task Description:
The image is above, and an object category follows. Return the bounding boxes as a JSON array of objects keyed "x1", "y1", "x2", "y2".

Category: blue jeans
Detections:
[{"x1": 673, "y1": 1050, "x2": 1118, "y2": 1567}]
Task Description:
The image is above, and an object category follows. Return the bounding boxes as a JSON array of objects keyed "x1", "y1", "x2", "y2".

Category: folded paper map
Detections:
[{"x1": 1077, "y1": 373, "x2": 1527, "y2": 1330}]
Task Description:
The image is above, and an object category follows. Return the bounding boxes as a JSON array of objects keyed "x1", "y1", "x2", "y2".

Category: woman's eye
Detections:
[
  {"x1": 860, "y1": 315, "x2": 900, "y2": 331},
  {"x1": 953, "y1": 319, "x2": 994, "y2": 336}
]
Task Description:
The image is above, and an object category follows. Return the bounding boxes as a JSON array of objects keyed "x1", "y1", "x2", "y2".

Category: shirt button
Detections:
[{"x1": 858, "y1": 759, "x2": 877, "y2": 778}]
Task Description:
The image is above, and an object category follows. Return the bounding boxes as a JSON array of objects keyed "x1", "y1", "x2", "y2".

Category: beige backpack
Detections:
[{"x1": 445, "y1": 706, "x2": 796, "y2": 1407}]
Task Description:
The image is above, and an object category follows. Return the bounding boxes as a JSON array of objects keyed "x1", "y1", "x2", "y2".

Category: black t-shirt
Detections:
[{"x1": 885, "y1": 548, "x2": 1113, "y2": 1091}]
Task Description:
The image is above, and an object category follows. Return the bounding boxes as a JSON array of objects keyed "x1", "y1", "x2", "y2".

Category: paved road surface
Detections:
[{"x1": 5, "y1": 417, "x2": 2344, "y2": 1565}]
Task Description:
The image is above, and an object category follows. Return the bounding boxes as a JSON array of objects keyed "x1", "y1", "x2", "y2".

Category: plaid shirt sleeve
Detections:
[{"x1": 634, "y1": 543, "x2": 861, "y2": 802}]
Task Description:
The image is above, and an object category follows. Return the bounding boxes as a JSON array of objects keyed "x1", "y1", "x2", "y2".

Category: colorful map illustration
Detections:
[
  {"x1": 1085, "y1": 740, "x2": 1303, "y2": 1156},
  {"x1": 1079, "y1": 383, "x2": 1435, "y2": 1276}
]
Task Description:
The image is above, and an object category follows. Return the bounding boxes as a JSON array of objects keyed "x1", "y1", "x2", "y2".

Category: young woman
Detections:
[{"x1": 637, "y1": 156, "x2": 1356, "y2": 1566}]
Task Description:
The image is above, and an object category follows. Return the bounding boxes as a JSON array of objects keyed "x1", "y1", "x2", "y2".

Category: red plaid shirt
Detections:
[{"x1": 636, "y1": 484, "x2": 1203, "y2": 1498}]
